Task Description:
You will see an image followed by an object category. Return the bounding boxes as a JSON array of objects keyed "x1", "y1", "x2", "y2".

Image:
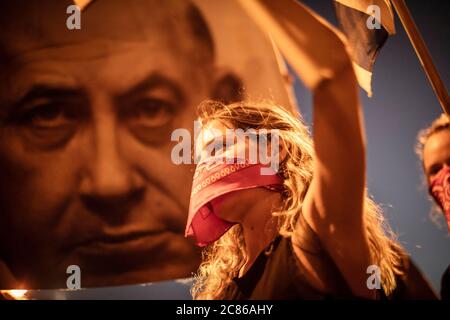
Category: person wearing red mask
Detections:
[
  {"x1": 417, "y1": 114, "x2": 450, "y2": 300},
  {"x1": 184, "y1": 80, "x2": 409, "y2": 300},
  {"x1": 181, "y1": 0, "x2": 444, "y2": 300}
]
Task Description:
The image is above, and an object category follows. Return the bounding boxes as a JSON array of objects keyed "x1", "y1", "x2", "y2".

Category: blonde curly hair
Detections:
[
  {"x1": 191, "y1": 100, "x2": 404, "y2": 299},
  {"x1": 416, "y1": 113, "x2": 450, "y2": 161},
  {"x1": 416, "y1": 113, "x2": 450, "y2": 226}
]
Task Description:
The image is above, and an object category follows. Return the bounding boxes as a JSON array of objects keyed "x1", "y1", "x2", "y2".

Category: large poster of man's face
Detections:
[{"x1": 0, "y1": 0, "x2": 293, "y2": 289}]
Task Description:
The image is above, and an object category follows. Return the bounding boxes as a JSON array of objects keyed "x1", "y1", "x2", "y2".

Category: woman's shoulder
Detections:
[
  {"x1": 291, "y1": 213, "x2": 323, "y2": 255},
  {"x1": 289, "y1": 214, "x2": 354, "y2": 297}
]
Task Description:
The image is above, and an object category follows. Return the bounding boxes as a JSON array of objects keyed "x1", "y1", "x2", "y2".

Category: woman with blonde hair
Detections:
[
  {"x1": 183, "y1": 0, "x2": 428, "y2": 300},
  {"x1": 187, "y1": 91, "x2": 405, "y2": 299},
  {"x1": 416, "y1": 113, "x2": 450, "y2": 299}
]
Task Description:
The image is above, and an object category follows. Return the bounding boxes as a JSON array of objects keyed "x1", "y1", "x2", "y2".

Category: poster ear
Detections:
[{"x1": 210, "y1": 71, "x2": 244, "y2": 104}]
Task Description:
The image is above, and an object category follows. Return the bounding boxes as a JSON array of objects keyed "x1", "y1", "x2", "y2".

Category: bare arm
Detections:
[
  {"x1": 300, "y1": 63, "x2": 374, "y2": 299},
  {"x1": 237, "y1": 0, "x2": 375, "y2": 298}
]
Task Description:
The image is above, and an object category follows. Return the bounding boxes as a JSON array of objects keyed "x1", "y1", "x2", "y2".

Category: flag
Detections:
[
  {"x1": 334, "y1": 0, "x2": 396, "y2": 96},
  {"x1": 237, "y1": 0, "x2": 352, "y2": 92}
]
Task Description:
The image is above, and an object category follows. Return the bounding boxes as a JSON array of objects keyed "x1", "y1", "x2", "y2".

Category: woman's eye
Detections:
[
  {"x1": 429, "y1": 165, "x2": 442, "y2": 176},
  {"x1": 216, "y1": 142, "x2": 229, "y2": 152},
  {"x1": 427, "y1": 164, "x2": 443, "y2": 182},
  {"x1": 127, "y1": 98, "x2": 174, "y2": 128},
  {"x1": 205, "y1": 140, "x2": 227, "y2": 157}
]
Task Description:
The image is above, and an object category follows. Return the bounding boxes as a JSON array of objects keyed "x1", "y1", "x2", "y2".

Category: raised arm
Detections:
[
  {"x1": 238, "y1": 0, "x2": 375, "y2": 298},
  {"x1": 302, "y1": 63, "x2": 372, "y2": 298}
]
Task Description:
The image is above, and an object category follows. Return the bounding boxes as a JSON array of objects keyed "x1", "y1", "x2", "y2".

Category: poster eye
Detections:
[
  {"x1": 127, "y1": 98, "x2": 174, "y2": 128},
  {"x1": 23, "y1": 103, "x2": 73, "y2": 129}
]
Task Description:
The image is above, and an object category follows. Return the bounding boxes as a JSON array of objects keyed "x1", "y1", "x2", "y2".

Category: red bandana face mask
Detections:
[
  {"x1": 185, "y1": 159, "x2": 283, "y2": 247},
  {"x1": 429, "y1": 166, "x2": 450, "y2": 232}
]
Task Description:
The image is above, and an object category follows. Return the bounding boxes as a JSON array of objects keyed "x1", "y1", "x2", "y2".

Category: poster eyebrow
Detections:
[
  {"x1": 116, "y1": 72, "x2": 186, "y2": 106},
  {"x1": 9, "y1": 85, "x2": 83, "y2": 110}
]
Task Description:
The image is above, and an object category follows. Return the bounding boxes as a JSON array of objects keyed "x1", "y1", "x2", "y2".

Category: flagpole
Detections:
[{"x1": 391, "y1": 0, "x2": 450, "y2": 116}]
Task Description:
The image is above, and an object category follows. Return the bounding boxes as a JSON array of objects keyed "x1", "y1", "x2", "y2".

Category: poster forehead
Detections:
[
  {"x1": 55, "y1": 0, "x2": 296, "y2": 112},
  {"x1": 193, "y1": 0, "x2": 296, "y2": 111}
]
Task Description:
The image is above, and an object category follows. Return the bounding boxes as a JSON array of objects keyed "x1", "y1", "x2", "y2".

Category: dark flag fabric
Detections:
[{"x1": 334, "y1": 0, "x2": 395, "y2": 96}]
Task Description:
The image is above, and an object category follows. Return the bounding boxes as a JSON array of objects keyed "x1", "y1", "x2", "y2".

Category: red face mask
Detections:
[
  {"x1": 429, "y1": 166, "x2": 450, "y2": 232},
  {"x1": 185, "y1": 159, "x2": 283, "y2": 247}
]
